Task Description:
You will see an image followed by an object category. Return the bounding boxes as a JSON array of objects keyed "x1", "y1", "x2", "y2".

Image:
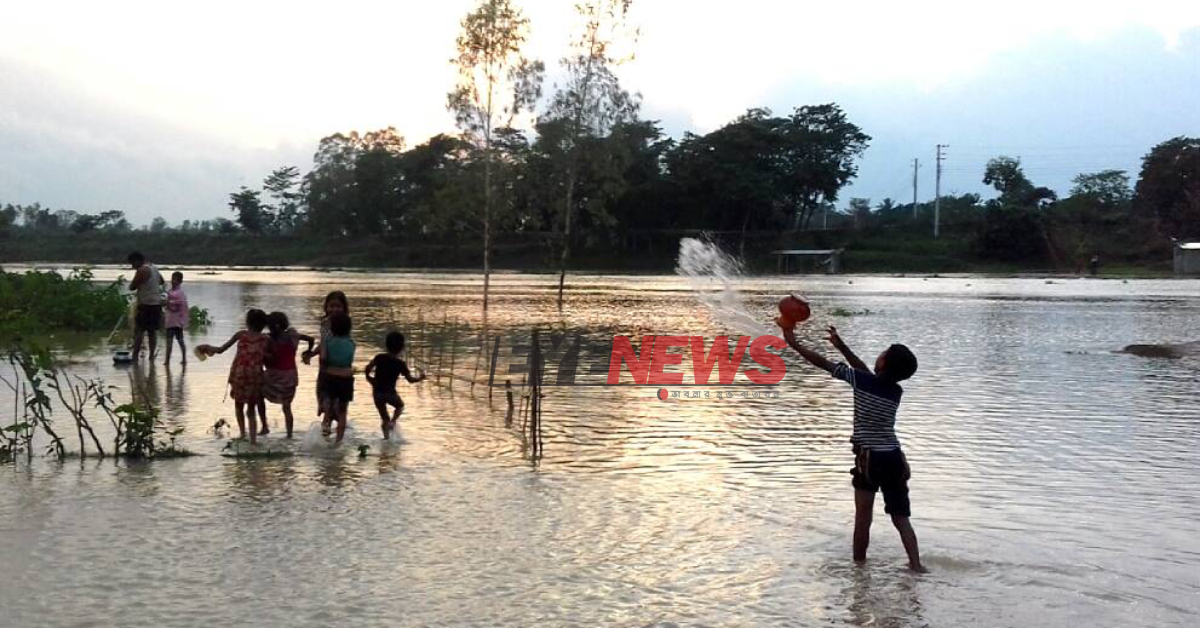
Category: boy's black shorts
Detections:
[
  {"x1": 850, "y1": 447, "x2": 911, "y2": 518},
  {"x1": 373, "y1": 389, "x2": 403, "y2": 409},
  {"x1": 322, "y1": 375, "x2": 354, "y2": 405}
]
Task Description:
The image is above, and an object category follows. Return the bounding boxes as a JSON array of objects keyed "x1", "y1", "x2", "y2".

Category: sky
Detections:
[{"x1": 1, "y1": 0, "x2": 1199, "y2": 225}]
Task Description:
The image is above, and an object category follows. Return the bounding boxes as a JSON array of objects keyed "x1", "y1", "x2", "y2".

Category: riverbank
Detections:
[{"x1": 0, "y1": 231, "x2": 1174, "y2": 277}]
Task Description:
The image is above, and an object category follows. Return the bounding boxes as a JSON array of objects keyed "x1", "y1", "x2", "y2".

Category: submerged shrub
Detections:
[
  {"x1": 187, "y1": 306, "x2": 213, "y2": 330},
  {"x1": 0, "y1": 268, "x2": 127, "y2": 339}
]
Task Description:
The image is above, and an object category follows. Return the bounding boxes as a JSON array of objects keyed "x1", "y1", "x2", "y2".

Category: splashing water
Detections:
[{"x1": 676, "y1": 238, "x2": 772, "y2": 337}]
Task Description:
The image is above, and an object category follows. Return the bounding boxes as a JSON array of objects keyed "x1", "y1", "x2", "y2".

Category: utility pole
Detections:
[
  {"x1": 934, "y1": 144, "x2": 946, "y2": 238},
  {"x1": 912, "y1": 158, "x2": 920, "y2": 220}
]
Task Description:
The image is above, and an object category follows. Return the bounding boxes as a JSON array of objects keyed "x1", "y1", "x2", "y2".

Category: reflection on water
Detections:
[{"x1": 1, "y1": 268, "x2": 1198, "y2": 627}]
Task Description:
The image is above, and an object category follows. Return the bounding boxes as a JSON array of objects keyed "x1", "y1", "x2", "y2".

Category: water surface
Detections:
[{"x1": 2, "y1": 268, "x2": 1198, "y2": 627}]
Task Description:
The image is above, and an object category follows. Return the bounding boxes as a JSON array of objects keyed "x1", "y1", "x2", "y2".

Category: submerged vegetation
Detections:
[
  {"x1": 0, "y1": 268, "x2": 127, "y2": 336},
  {"x1": 0, "y1": 268, "x2": 190, "y2": 462},
  {"x1": 188, "y1": 305, "x2": 212, "y2": 330}
]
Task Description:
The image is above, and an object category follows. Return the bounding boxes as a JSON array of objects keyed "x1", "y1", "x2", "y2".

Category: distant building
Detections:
[{"x1": 1175, "y1": 241, "x2": 1200, "y2": 276}]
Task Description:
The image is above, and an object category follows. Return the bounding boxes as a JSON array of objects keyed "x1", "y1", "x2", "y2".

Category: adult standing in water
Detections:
[{"x1": 128, "y1": 251, "x2": 165, "y2": 361}]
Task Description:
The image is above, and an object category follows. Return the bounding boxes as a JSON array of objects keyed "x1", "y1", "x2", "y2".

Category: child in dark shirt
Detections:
[{"x1": 364, "y1": 331, "x2": 425, "y2": 440}]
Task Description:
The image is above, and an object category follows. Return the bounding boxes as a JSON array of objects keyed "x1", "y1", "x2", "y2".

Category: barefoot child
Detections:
[
  {"x1": 782, "y1": 325, "x2": 926, "y2": 572},
  {"x1": 364, "y1": 332, "x2": 425, "y2": 440},
  {"x1": 201, "y1": 309, "x2": 270, "y2": 445},
  {"x1": 320, "y1": 313, "x2": 355, "y2": 444},
  {"x1": 302, "y1": 291, "x2": 349, "y2": 433},
  {"x1": 163, "y1": 271, "x2": 189, "y2": 365},
  {"x1": 264, "y1": 312, "x2": 315, "y2": 439}
]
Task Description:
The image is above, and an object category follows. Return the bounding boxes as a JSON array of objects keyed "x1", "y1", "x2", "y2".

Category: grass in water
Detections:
[{"x1": 829, "y1": 307, "x2": 875, "y2": 317}]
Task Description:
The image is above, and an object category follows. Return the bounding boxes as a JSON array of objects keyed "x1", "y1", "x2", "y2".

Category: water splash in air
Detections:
[{"x1": 675, "y1": 238, "x2": 771, "y2": 337}]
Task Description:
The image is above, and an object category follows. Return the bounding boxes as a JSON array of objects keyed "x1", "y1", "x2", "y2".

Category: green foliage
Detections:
[
  {"x1": 1071, "y1": 170, "x2": 1132, "y2": 206},
  {"x1": 1135, "y1": 136, "x2": 1200, "y2": 238},
  {"x1": 263, "y1": 166, "x2": 303, "y2": 234},
  {"x1": 187, "y1": 306, "x2": 212, "y2": 331},
  {"x1": 70, "y1": 210, "x2": 130, "y2": 234},
  {"x1": 229, "y1": 187, "x2": 269, "y2": 234},
  {"x1": 829, "y1": 308, "x2": 875, "y2": 317},
  {"x1": 667, "y1": 105, "x2": 870, "y2": 232},
  {"x1": 0, "y1": 268, "x2": 127, "y2": 340},
  {"x1": 983, "y1": 156, "x2": 1032, "y2": 200},
  {"x1": 974, "y1": 206, "x2": 1048, "y2": 263},
  {"x1": 447, "y1": 0, "x2": 544, "y2": 143},
  {"x1": 101, "y1": 399, "x2": 189, "y2": 460},
  {"x1": 114, "y1": 403, "x2": 176, "y2": 459}
]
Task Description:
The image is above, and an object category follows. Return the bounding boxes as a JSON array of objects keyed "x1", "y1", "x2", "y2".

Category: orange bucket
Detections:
[{"x1": 776, "y1": 295, "x2": 811, "y2": 330}]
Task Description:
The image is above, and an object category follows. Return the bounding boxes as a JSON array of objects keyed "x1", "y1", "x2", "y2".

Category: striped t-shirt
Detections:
[{"x1": 832, "y1": 363, "x2": 902, "y2": 451}]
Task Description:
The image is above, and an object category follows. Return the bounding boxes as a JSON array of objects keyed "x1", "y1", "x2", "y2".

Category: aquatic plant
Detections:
[
  {"x1": 187, "y1": 306, "x2": 212, "y2": 330},
  {"x1": 0, "y1": 268, "x2": 127, "y2": 337},
  {"x1": 94, "y1": 397, "x2": 190, "y2": 460},
  {"x1": 1, "y1": 347, "x2": 192, "y2": 461},
  {"x1": 829, "y1": 307, "x2": 875, "y2": 317}
]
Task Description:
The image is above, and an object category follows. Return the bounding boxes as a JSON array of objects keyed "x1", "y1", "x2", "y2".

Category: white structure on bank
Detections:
[{"x1": 1175, "y1": 241, "x2": 1200, "y2": 276}]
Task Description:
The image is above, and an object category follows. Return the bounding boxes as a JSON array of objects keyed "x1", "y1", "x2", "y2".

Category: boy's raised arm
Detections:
[
  {"x1": 827, "y1": 326, "x2": 869, "y2": 372},
  {"x1": 782, "y1": 328, "x2": 836, "y2": 373}
]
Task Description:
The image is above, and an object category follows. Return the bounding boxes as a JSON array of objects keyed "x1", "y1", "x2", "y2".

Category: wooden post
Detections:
[
  {"x1": 436, "y1": 313, "x2": 448, "y2": 386},
  {"x1": 470, "y1": 334, "x2": 483, "y2": 393},
  {"x1": 447, "y1": 319, "x2": 458, "y2": 391},
  {"x1": 529, "y1": 329, "x2": 543, "y2": 457}
]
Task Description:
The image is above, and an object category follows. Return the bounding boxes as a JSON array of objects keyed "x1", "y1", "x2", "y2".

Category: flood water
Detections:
[{"x1": 2, "y1": 267, "x2": 1198, "y2": 627}]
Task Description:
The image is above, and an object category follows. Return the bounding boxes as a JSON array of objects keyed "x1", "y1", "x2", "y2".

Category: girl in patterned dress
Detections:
[{"x1": 200, "y1": 309, "x2": 270, "y2": 445}]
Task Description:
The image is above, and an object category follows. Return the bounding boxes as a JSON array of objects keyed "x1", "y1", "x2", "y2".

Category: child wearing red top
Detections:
[{"x1": 263, "y1": 311, "x2": 314, "y2": 439}]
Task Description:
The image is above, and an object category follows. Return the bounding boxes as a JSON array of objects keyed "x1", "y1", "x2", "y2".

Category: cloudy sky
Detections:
[{"x1": 1, "y1": 0, "x2": 1198, "y2": 225}]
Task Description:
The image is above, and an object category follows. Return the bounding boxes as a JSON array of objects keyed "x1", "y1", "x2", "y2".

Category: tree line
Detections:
[
  {"x1": 2, "y1": 0, "x2": 1197, "y2": 278},
  {"x1": 827, "y1": 137, "x2": 1200, "y2": 268}
]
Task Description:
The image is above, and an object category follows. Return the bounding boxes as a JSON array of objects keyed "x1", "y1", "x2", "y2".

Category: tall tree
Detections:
[
  {"x1": 0, "y1": 205, "x2": 17, "y2": 236},
  {"x1": 303, "y1": 132, "x2": 363, "y2": 235},
  {"x1": 545, "y1": 0, "x2": 640, "y2": 308},
  {"x1": 229, "y1": 187, "x2": 267, "y2": 234},
  {"x1": 447, "y1": 0, "x2": 544, "y2": 312},
  {"x1": 983, "y1": 156, "x2": 1032, "y2": 202},
  {"x1": 1070, "y1": 170, "x2": 1132, "y2": 207},
  {"x1": 665, "y1": 105, "x2": 869, "y2": 234},
  {"x1": 263, "y1": 166, "x2": 303, "y2": 234},
  {"x1": 1135, "y1": 137, "x2": 1200, "y2": 238}
]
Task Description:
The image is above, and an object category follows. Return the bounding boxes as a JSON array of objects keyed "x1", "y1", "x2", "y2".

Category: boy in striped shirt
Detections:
[{"x1": 783, "y1": 325, "x2": 926, "y2": 572}]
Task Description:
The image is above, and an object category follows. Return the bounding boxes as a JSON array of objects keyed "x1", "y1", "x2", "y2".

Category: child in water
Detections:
[
  {"x1": 364, "y1": 331, "x2": 425, "y2": 440},
  {"x1": 263, "y1": 312, "x2": 314, "y2": 439},
  {"x1": 201, "y1": 309, "x2": 270, "y2": 445},
  {"x1": 319, "y1": 312, "x2": 355, "y2": 444},
  {"x1": 163, "y1": 271, "x2": 189, "y2": 365},
  {"x1": 302, "y1": 291, "x2": 350, "y2": 432},
  {"x1": 782, "y1": 325, "x2": 926, "y2": 573}
]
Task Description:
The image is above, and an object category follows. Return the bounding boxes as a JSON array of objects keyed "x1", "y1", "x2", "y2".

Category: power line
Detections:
[
  {"x1": 912, "y1": 157, "x2": 920, "y2": 219},
  {"x1": 935, "y1": 144, "x2": 946, "y2": 238}
]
